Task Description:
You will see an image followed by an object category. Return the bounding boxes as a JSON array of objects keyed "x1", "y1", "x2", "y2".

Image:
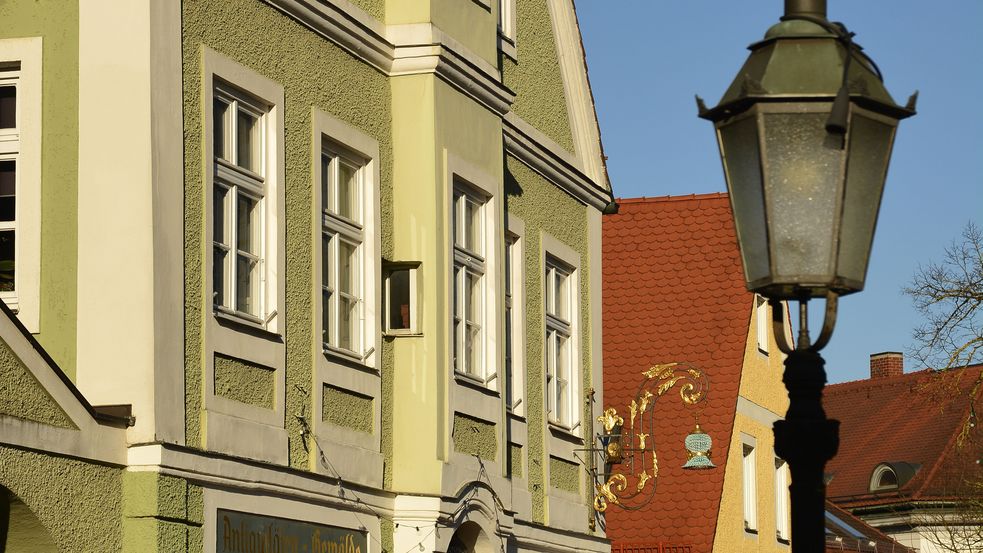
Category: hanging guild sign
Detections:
[{"x1": 217, "y1": 509, "x2": 368, "y2": 553}]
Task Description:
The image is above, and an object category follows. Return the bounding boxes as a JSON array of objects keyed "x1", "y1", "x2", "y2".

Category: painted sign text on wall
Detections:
[{"x1": 217, "y1": 509, "x2": 367, "y2": 553}]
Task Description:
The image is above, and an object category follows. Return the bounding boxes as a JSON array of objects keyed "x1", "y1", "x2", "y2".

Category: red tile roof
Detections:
[
  {"x1": 824, "y1": 364, "x2": 983, "y2": 509},
  {"x1": 602, "y1": 193, "x2": 752, "y2": 553}
]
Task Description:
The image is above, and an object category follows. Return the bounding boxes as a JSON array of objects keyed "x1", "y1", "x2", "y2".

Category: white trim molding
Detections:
[
  {"x1": 201, "y1": 46, "x2": 288, "y2": 465},
  {"x1": 504, "y1": 114, "x2": 609, "y2": 211},
  {"x1": 543, "y1": 0, "x2": 608, "y2": 188},
  {"x1": 311, "y1": 108, "x2": 383, "y2": 488}
]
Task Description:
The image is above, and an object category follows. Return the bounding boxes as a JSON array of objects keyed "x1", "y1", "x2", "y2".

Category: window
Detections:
[
  {"x1": 321, "y1": 145, "x2": 365, "y2": 355},
  {"x1": 756, "y1": 295, "x2": 769, "y2": 353},
  {"x1": 452, "y1": 184, "x2": 488, "y2": 382},
  {"x1": 870, "y1": 464, "x2": 899, "y2": 491},
  {"x1": 212, "y1": 84, "x2": 270, "y2": 323},
  {"x1": 498, "y1": 0, "x2": 516, "y2": 43},
  {"x1": 775, "y1": 458, "x2": 790, "y2": 542},
  {"x1": 545, "y1": 257, "x2": 574, "y2": 427},
  {"x1": 743, "y1": 442, "x2": 758, "y2": 532},
  {"x1": 0, "y1": 70, "x2": 17, "y2": 299},
  {"x1": 384, "y1": 263, "x2": 417, "y2": 334},
  {"x1": 0, "y1": 38, "x2": 41, "y2": 332},
  {"x1": 505, "y1": 230, "x2": 523, "y2": 413}
]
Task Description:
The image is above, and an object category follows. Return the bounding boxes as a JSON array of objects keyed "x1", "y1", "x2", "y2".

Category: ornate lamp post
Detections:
[{"x1": 697, "y1": 1, "x2": 915, "y2": 551}]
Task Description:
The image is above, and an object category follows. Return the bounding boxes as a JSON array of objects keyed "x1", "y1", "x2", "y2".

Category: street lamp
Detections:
[{"x1": 697, "y1": 1, "x2": 915, "y2": 551}]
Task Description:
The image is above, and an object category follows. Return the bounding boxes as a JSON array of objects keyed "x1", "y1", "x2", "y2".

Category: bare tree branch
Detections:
[{"x1": 904, "y1": 222, "x2": 983, "y2": 373}]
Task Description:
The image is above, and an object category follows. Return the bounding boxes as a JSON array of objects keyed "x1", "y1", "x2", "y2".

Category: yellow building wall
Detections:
[{"x1": 713, "y1": 299, "x2": 790, "y2": 553}]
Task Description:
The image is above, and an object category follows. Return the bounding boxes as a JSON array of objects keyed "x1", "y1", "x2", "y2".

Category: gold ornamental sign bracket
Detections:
[{"x1": 584, "y1": 362, "x2": 715, "y2": 517}]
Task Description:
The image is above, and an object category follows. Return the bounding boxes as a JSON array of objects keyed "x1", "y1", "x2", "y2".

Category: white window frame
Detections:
[
  {"x1": 384, "y1": 262, "x2": 419, "y2": 335},
  {"x1": 452, "y1": 182, "x2": 491, "y2": 384},
  {"x1": 542, "y1": 233, "x2": 581, "y2": 431},
  {"x1": 498, "y1": 0, "x2": 517, "y2": 59},
  {"x1": 505, "y1": 215, "x2": 525, "y2": 416},
  {"x1": 201, "y1": 48, "x2": 287, "y2": 465},
  {"x1": 211, "y1": 85, "x2": 270, "y2": 324},
  {"x1": 756, "y1": 294, "x2": 770, "y2": 354},
  {"x1": 319, "y1": 141, "x2": 370, "y2": 361},
  {"x1": 743, "y1": 436, "x2": 758, "y2": 533},
  {"x1": 0, "y1": 38, "x2": 41, "y2": 332},
  {"x1": 775, "y1": 457, "x2": 790, "y2": 542},
  {"x1": 202, "y1": 48, "x2": 286, "y2": 334}
]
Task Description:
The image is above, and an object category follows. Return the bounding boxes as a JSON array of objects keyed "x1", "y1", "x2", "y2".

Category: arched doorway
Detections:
[
  {"x1": 446, "y1": 521, "x2": 493, "y2": 553},
  {"x1": 0, "y1": 486, "x2": 58, "y2": 553}
]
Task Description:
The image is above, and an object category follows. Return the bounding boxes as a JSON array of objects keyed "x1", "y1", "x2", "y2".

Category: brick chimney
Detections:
[{"x1": 870, "y1": 352, "x2": 904, "y2": 379}]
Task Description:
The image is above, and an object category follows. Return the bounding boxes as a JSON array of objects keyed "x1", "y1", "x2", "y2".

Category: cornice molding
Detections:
[
  {"x1": 266, "y1": 0, "x2": 392, "y2": 73},
  {"x1": 265, "y1": 0, "x2": 514, "y2": 115},
  {"x1": 504, "y1": 113, "x2": 609, "y2": 211},
  {"x1": 264, "y1": 0, "x2": 606, "y2": 204}
]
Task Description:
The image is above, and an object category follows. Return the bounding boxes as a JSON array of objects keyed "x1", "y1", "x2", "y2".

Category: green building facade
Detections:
[{"x1": 0, "y1": 0, "x2": 612, "y2": 551}]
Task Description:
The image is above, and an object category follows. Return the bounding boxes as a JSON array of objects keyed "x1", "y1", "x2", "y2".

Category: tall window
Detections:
[
  {"x1": 321, "y1": 145, "x2": 364, "y2": 355},
  {"x1": 498, "y1": 0, "x2": 516, "y2": 42},
  {"x1": 756, "y1": 295, "x2": 770, "y2": 353},
  {"x1": 452, "y1": 185, "x2": 487, "y2": 381},
  {"x1": 212, "y1": 84, "x2": 267, "y2": 321},
  {"x1": 545, "y1": 257, "x2": 574, "y2": 427},
  {"x1": 0, "y1": 68, "x2": 18, "y2": 299},
  {"x1": 775, "y1": 458, "x2": 790, "y2": 542},
  {"x1": 743, "y1": 442, "x2": 758, "y2": 532},
  {"x1": 505, "y1": 232, "x2": 522, "y2": 412}
]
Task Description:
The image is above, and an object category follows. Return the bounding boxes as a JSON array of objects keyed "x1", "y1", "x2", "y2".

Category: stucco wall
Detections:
[
  {"x1": 0, "y1": 0, "x2": 79, "y2": 376},
  {"x1": 0, "y1": 339, "x2": 74, "y2": 428},
  {"x1": 214, "y1": 354, "x2": 275, "y2": 409},
  {"x1": 323, "y1": 384, "x2": 374, "y2": 434},
  {"x1": 182, "y1": 0, "x2": 393, "y2": 464},
  {"x1": 351, "y1": 0, "x2": 384, "y2": 22},
  {"x1": 452, "y1": 413, "x2": 498, "y2": 461},
  {"x1": 0, "y1": 446, "x2": 123, "y2": 553},
  {"x1": 502, "y1": 0, "x2": 575, "y2": 154},
  {"x1": 504, "y1": 154, "x2": 590, "y2": 523}
]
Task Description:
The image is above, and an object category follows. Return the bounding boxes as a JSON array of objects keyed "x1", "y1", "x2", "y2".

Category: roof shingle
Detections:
[{"x1": 602, "y1": 194, "x2": 751, "y2": 552}]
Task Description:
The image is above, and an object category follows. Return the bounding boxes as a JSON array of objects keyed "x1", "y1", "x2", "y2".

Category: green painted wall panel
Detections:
[
  {"x1": 0, "y1": 339, "x2": 74, "y2": 428},
  {"x1": 0, "y1": 446, "x2": 123, "y2": 553},
  {"x1": 549, "y1": 456, "x2": 579, "y2": 494},
  {"x1": 182, "y1": 0, "x2": 393, "y2": 464},
  {"x1": 509, "y1": 443, "x2": 523, "y2": 478},
  {"x1": 0, "y1": 0, "x2": 79, "y2": 377},
  {"x1": 213, "y1": 354, "x2": 275, "y2": 410},
  {"x1": 501, "y1": 0, "x2": 575, "y2": 154},
  {"x1": 452, "y1": 413, "x2": 497, "y2": 461},
  {"x1": 322, "y1": 384, "x2": 373, "y2": 434}
]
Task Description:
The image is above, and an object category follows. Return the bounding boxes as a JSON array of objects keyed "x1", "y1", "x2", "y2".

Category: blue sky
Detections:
[{"x1": 577, "y1": 1, "x2": 983, "y2": 383}]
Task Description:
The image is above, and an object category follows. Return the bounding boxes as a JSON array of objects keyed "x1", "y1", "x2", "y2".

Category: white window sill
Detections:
[
  {"x1": 323, "y1": 344, "x2": 378, "y2": 373},
  {"x1": 453, "y1": 372, "x2": 499, "y2": 396},
  {"x1": 547, "y1": 422, "x2": 583, "y2": 444},
  {"x1": 213, "y1": 309, "x2": 280, "y2": 339}
]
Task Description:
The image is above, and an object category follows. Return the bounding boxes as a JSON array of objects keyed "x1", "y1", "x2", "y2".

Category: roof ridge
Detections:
[
  {"x1": 826, "y1": 368, "x2": 937, "y2": 391},
  {"x1": 616, "y1": 192, "x2": 729, "y2": 204}
]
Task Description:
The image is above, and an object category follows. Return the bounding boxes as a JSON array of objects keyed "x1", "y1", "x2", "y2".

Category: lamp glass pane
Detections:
[
  {"x1": 762, "y1": 111, "x2": 844, "y2": 282},
  {"x1": 718, "y1": 115, "x2": 770, "y2": 283},
  {"x1": 837, "y1": 113, "x2": 895, "y2": 285}
]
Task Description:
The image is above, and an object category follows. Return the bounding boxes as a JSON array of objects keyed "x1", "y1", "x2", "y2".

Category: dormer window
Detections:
[
  {"x1": 869, "y1": 461, "x2": 920, "y2": 492},
  {"x1": 870, "y1": 464, "x2": 898, "y2": 491}
]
